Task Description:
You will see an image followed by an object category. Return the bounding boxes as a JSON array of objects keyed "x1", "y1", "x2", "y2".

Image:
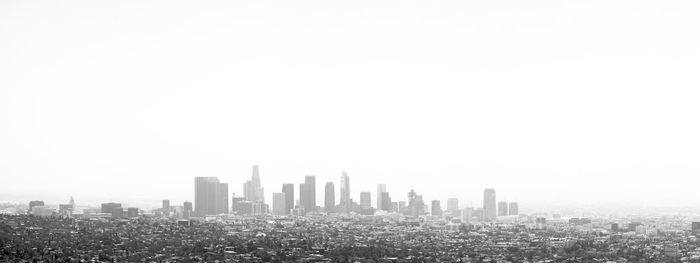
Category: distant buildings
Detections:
[
  {"x1": 272, "y1": 192, "x2": 286, "y2": 215},
  {"x1": 431, "y1": 200, "x2": 442, "y2": 216},
  {"x1": 282, "y1": 184, "x2": 294, "y2": 214},
  {"x1": 461, "y1": 208, "x2": 474, "y2": 224},
  {"x1": 28, "y1": 201, "x2": 44, "y2": 214},
  {"x1": 183, "y1": 201, "x2": 192, "y2": 218},
  {"x1": 300, "y1": 175, "x2": 316, "y2": 212},
  {"x1": 101, "y1": 202, "x2": 122, "y2": 214},
  {"x1": 360, "y1": 191, "x2": 371, "y2": 208},
  {"x1": 406, "y1": 189, "x2": 425, "y2": 217},
  {"x1": 692, "y1": 222, "x2": 700, "y2": 233},
  {"x1": 340, "y1": 172, "x2": 350, "y2": 213},
  {"x1": 377, "y1": 184, "x2": 386, "y2": 210},
  {"x1": 194, "y1": 177, "x2": 229, "y2": 216},
  {"x1": 244, "y1": 165, "x2": 265, "y2": 202},
  {"x1": 508, "y1": 202, "x2": 518, "y2": 215},
  {"x1": 483, "y1": 188, "x2": 497, "y2": 221},
  {"x1": 498, "y1": 201, "x2": 508, "y2": 216},
  {"x1": 162, "y1": 200, "x2": 170, "y2": 216},
  {"x1": 324, "y1": 182, "x2": 335, "y2": 213},
  {"x1": 127, "y1": 207, "x2": 139, "y2": 218}
]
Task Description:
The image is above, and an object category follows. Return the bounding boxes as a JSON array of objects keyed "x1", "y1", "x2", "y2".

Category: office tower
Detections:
[
  {"x1": 483, "y1": 188, "x2": 497, "y2": 221},
  {"x1": 58, "y1": 204, "x2": 73, "y2": 216},
  {"x1": 101, "y1": 202, "x2": 122, "y2": 214},
  {"x1": 398, "y1": 201, "x2": 406, "y2": 212},
  {"x1": 360, "y1": 191, "x2": 371, "y2": 208},
  {"x1": 381, "y1": 192, "x2": 392, "y2": 211},
  {"x1": 127, "y1": 207, "x2": 139, "y2": 218},
  {"x1": 282, "y1": 184, "x2": 294, "y2": 214},
  {"x1": 183, "y1": 201, "x2": 192, "y2": 218},
  {"x1": 431, "y1": 200, "x2": 442, "y2": 216},
  {"x1": 28, "y1": 200, "x2": 45, "y2": 214},
  {"x1": 462, "y1": 208, "x2": 474, "y2": 224},
  {"x1": 447, "y1": 198, "x2": 459, "y2": 212},
  {"x1": 300, "y1": 175, "x2": 316, "y2": 212},
  {"x1": 377, "y1": 184, "x2": 386, "y2": 210},
  {"x1": 498, "y1": 201, "x2": 508, "y2": 216},
  {"x1": 244, "y1": 165, "x2": 265, "y2": 202},
  {"x1": 231, "y1": 195, "x2": 245, "y2": 214},
  {"x1": 272, "y1": 192, "x2": 286, "y2": 215},
  {"x1": 68, "y1": 197, "x2": 75, "y2": 210},
  {"x1": 194, "y1": 177, "x2": 228, "y2": 216},
  {"x1": 340, "y1": 171, "x2": 350, "y2": 212},
  {"x1": 324, "y1": 182, "x2": 335, "y2": 213},
  {"x1": 162, "y1": 200, "x2": 170, "y2": 215},
  {"x1": 217, "y1": 183, "x2": 229, "y2": 214},
  {"x1": 407, "y1": 189, "x2": 425, "y2": 217},
  {"x1": 508, "y1": 202, "x2": 518, "y2": 215}
]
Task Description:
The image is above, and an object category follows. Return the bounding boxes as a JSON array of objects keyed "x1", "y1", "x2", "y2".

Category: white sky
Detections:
[{"x1": 2, "y1": 0, "x2": 700, "y2": 210}]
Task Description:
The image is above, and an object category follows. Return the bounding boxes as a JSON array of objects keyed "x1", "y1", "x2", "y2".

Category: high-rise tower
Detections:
[
  {"x1": 324, "y1": 182, "x2": 335, "y2": 213},
  {"x1": 483, "y1": 188, "x2": 497, "y2": 221}
]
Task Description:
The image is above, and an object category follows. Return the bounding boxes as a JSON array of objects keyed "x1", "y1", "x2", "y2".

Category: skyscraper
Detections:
[
  {"x1": 324, "y1": 182, "x2": 335, "y2": 213},
  {"x1": 407, "y1": 189, "x2": 425, "y2": 217},
  {"x1": 194, "y1": 177, "x2": 228, "y2": 216},
  {"x1": 244, "y1": 165, "x2": 265, "y2": 202},
  {"x1": 299, "y1": 176, "x2": 316, "y2": 212},
  {"x1": 183, "y1": 201, "x2": 192, "y2": 218},
  {"x1": 282, "y1": 183, "x2": 294, "y2": 214},
  {"x1": 483, "y1": 188, "x2": 497, "y2": 221},
  {"x1": 217, "y1": 183, "x2": 229, "y2": 214},
  {"x1": 431, "y1": 200, "x2": 442, "y2": 216},
  {"x1": 272, "y1": 192, "x2": 286, "y2": 215},
  {"x1": 360, "y1": 191, "x2": 371, "y2": 208},
  {"x1": 340, "y1": 171, "x2": 350, "y2": 212},
  {"x1": 162, "y1": 200, "x2": 170, "y2": 216},
  {"x1": 508, "y1": 202, "x2": 518, "y2": 215},
  {"x1": 376, "y1": 184, "x2": 386, "y2": 210},
  {"x1": 498, "y1": 201, "x2": 508, "y2": 216},
  {"x1": 381, "y1": 192, "x2": 392, "y2": 211}
]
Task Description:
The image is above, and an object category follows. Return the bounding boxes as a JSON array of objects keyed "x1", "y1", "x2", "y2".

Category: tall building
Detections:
[
  {"x1": 162, "y1": 200, "x2": 170, "y2": 215},
  {"x1": 231, "y1": 195, "x2": 246, "y2": 214},
  {"x1": 272, "y1": 192, "x2": 286, "y2": 215},
  {"x1": 483, "y1": 188, "x2": 497, "y2": 221},
  {"x1": 300, "y1": 175, "x2": 316, "y2": 212},
  {"x1": 447, "y1": 198, "x2": 459, "y2": 212},
  {"x1": 360, "y1": 191, "x2": 371, "y2": 208},
  {"x1": 431, "y1": 200, "x2": 442, "y2": 216},
  {"x1": 28, "y1": 201, "x2": 45, "y2": 214},
  {"x1": 282, "y1": 184, "x2": 294, "y2": 214},
  {"x1": 498, "y1": 201, "x2": 508, "y2": 216},
  {"x1": 244, "y1": 165, "x2": 265, "y2": 202},
  {"x1": 183, "y1": 201, "x2": 192, "y2": 218},
  {"x1": 406, "y1": 189, "x2": 425, "y2": 217},
  {"x1": 377, "y1": 184, "x2": 386, "y2": 210},
  {"x1": 324, "y1": 182, "x2": 335, "y2": 213},
  {"x1": 508, "y1": 202, "x2": 518, "y2": 215},
  {"x1": 381, "y1": 192, "x2": 392, "y2": 211},
  {"x1": 217, "y1": 183, "x2": 229, "y2": 214},
  {"x1": 340, "y1": 172, "x2": 350, "y2": 212},
  {"x1": 194, "y1": 177, "x2": 229, "y2": 216}
]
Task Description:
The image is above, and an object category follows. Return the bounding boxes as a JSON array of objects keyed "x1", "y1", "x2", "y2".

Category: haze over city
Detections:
[{"x1": 2, "y1": 0, "x2": 700, "y2": 209}]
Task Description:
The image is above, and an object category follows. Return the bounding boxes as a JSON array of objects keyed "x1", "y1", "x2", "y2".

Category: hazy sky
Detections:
[{"x1": 2, "y1": 0, "x2": 700, "y2": 210}]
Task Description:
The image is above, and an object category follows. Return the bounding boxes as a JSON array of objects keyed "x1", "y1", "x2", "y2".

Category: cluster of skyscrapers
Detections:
[{"x1": 191, "y1": 165, "x2": 519, "y2": 220}]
